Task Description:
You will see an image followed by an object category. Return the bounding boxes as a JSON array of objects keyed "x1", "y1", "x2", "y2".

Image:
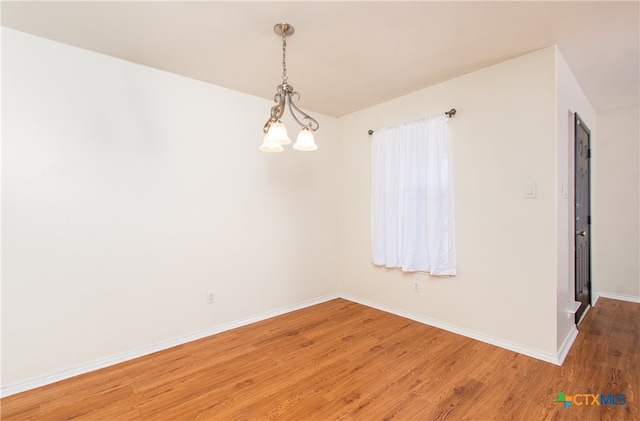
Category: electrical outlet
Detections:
[
  {"x1": 413, "y1": 280, "x2": 420, "y2": 293},
  {"x1": 207, "y1": 291, "x2": 216, "y2": 304}
]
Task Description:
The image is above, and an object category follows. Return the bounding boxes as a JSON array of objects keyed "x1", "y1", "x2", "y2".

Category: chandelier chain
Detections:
[{"x1": 281, "y1": 34, "x2": 288, "y2": 84}]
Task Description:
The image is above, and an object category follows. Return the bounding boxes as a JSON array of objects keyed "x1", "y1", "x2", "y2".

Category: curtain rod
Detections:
[{"x1": 367, "y1": 108, "x2": 457, "y2": 135}]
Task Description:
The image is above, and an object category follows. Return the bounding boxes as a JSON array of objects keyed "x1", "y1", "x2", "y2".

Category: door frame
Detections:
[{"x1": 573, "y1": 113, "x2": 592, "y2": 325}]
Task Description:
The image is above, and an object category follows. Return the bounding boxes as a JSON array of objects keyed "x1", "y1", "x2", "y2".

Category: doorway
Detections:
[{"x1": 574, "y1": 113, "x2": 591, "y2": 325}]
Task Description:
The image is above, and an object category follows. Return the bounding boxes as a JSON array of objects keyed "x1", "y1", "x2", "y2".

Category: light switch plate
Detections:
[{"x1": 524, "y1": 182, "x2": 536, "y2": 198}]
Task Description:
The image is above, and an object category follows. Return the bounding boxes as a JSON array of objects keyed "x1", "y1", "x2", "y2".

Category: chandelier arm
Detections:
[
  {"x1": 263, "y1": 90, "x2": 286, "y2": 133},
  {"x1": 287, "y1": 91, "x2": 320, "y2": 131},
  {"x1": 270, "y1": 91, "x2": 286, "y2": 120}
]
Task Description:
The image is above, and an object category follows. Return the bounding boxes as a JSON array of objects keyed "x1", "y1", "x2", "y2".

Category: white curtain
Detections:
[{"x1": 371, "y1": 114, "x2": 456, "y2": 275}]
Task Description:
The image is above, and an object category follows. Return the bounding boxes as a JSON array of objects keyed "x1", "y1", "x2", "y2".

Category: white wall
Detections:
[
  {"x1": 554, "y1": 48, "x2": 597, "y2": 351},
  {"x1": 593, "y1": 105, "x2": 640, "y2": 299},
  {"x1": 1, "y1": 29, "x2": 339, "y2": 389},
  {"x1": 337, "y1": 47, "x2": 559, "y2": 358},
  {"x1": 4, "y1": 27, "x2": 634, "y2": 394}
]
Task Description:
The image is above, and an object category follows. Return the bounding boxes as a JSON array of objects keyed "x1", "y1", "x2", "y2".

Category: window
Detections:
[{"x1": 371, "y1": 114, "x2": 456, "y2": 275}]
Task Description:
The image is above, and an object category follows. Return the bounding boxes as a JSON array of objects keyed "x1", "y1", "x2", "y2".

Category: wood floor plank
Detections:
[{"x1": 1, "y1": 297, "x2": 637, "y2": 420}]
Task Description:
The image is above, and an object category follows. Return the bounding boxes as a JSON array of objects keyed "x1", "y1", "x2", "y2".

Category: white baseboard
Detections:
[
  {"x1": 596, "y1": 291, "x2": 640, "y2": 304},
  {"x1": 1, "y1": 293, "x2": 340, "y2": 398},
  {"x1": 5, "y1": 291, "x2": 602, "y2": 397},
  {"x1": 339, "y1": 293, "x2": 563, "y2": 366},
  {"x1": 557, "y1": 326, "x2": 579, "y2": 365}
]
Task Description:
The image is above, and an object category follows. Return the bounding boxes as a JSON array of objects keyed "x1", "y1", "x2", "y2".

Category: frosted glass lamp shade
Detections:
[
  {"x1": 293, "y1": 128, "x2": 317, "y2": 151},
  {"x1": 264, "y1": 121, "x2": 291, "y2": 145},
  {"x1": 259, "y1": 133, "x2": 284, "y2": 152}
]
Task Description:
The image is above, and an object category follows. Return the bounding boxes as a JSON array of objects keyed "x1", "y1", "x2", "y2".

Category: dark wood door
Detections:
[{"x1": 574, "y1": 114, "x2": 592, "y2": 325}]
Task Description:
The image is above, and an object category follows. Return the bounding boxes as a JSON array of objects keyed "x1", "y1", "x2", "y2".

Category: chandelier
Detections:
[{"x1": 260, "y1": 23, "x2": 319, "y2": 152}]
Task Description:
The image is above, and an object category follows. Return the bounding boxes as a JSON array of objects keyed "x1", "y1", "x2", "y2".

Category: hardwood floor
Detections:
[{"x1": 2, "y1": 297, "x2": 638, "y2": 420}]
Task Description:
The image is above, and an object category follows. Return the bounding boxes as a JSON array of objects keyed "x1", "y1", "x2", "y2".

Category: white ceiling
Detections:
[{"x1": 2, "y1": 1, "x2": 638, "y2": 117}]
